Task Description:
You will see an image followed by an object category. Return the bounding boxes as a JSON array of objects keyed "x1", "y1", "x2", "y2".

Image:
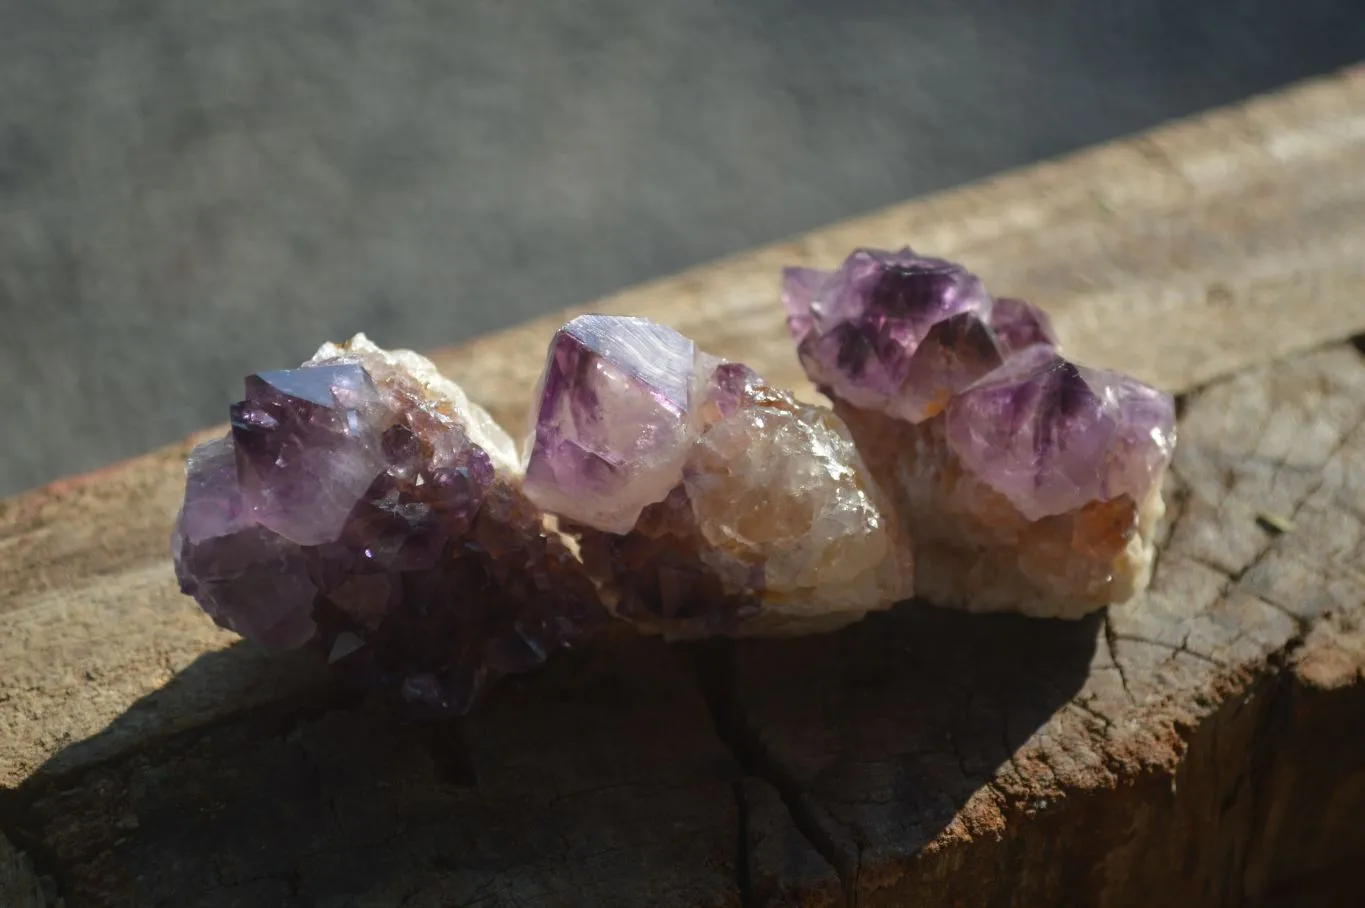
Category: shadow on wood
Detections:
[
  {"x1": 5, "y1": 600, "x2": 1098, "y2": 907},
  {"x1": 714, "y1": 606, "x2": 1105, "y2": 906}
]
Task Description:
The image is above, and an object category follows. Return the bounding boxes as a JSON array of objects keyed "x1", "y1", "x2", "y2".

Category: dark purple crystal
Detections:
[
  {"x1": 172, "y1": 437, "x2": 319, "y2": 648},
  {"x1": 230, "y1": 363, "x2": 389, "y2": 547},
  {"x1": 173, "y1": 341, "x2": 601, "y2": 713}
]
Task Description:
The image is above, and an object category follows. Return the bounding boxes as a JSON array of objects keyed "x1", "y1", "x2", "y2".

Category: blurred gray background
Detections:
[{"x1": 2, "y1": 0, "x2": 1363, "y2": 497}]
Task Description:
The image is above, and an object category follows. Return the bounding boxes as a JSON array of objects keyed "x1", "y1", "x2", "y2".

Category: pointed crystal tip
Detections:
[
  {"x1": 783, "y1": 247, "x2": 1059, "y2": 423},
  {"x1": 523, "y1": 315, "x2": 718, "y2": 534},
  {"x1": 945, "y1": 348, "x2": 1177, "y2": 521}
]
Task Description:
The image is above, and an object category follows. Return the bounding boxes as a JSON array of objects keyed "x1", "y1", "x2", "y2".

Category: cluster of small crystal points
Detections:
[
  {"x1": 783, "y1": 247, "x2": 1177, "y2": 617},
  {"x1": 523, "y1": 315, "x2": 912, "y2": 638},
  {"x1": 172, "y1": 335, "x2": 600, "y2": 713}
]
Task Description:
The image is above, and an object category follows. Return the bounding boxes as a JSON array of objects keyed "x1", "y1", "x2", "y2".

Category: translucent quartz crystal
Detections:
[
  {"x1": 524, "y1": 315, "x2": 913, "y2": 638},
  {"x1": 945, "y1": 345, "x2": 1176, "y2": 522},
  {"x1": 784, "y1": 248, "x2": 1176, "y2": 618},
  {"x1": 172, "y1": 334, "x2": 600, "y2": 712},
  {"x1": 524, "y1": 316, "x2": 714, "y2": 535}
]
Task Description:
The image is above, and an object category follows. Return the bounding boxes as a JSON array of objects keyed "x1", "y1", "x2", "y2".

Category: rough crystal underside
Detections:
[
  {"x1": 172, "y1": 334, "x2": 599, "y2": 712},
  {"x1": 525, "y1": 316, "x2": 912, "y2": 638},
  {"x1": 785, "y1": 248, "x2": 1176, "y2": 617}
]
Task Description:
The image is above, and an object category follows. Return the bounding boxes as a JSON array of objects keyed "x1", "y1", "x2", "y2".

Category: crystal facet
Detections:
[
  {"x1": 784, "y1": 248, "x2": 1176, "y2": 617},
  {"x1": 783, "y1": 247, "x2": 1022, "y2": 423},
  {"x1": 945, "y1": 345, "x2": 1176, "y2": 522},
  {"x1": 525, "y1": 315, "x2": 912, "y2": 637},
  {"x1": 523, "y1": 315, "x2": 716, "y2": 535},
  {"x1": 173, "y1": 334, "x2": 600, "y2": 712},
  {"x1": 229, "y1": 363, "x2": 390, "y2": 547},
  {"x1": 987, "y1": 297, "x2": 1060, "y2": 354}
]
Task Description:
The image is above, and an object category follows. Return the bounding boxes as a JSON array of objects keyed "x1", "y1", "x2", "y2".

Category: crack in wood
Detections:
[
  {"x1": 732, "y1": 779, "x2": 753, "y2": 908},
  {"x1": 695, "y1": 646, "x2": 855, "y2": 907},
  {"x1": 1069, "y1": 699, "x2": 1115, "y2": 731},
  {"x1": 1103, "y1": 613, "x2": 1136, "y2": 705},
  {"x1": 0, "y1": 829, "x2": 48, "y2": 908}
]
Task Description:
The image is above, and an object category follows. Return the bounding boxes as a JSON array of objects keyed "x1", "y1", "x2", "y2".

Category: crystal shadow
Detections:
[{"x1": 8, "y1": 599, "x2": 1097, "y2": 907}]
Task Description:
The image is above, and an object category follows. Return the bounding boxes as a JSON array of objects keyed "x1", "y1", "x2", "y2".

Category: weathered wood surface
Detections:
[{"x1": 1, "y1": 67, "x2": 1364, "y2": 906}]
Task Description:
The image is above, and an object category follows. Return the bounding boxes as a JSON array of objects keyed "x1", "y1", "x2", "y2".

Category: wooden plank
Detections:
[
  {"x1": 0, "y1": 66, "x2": 1364, "y2": 906},
  {"x1": 9, "y1": 343, "x2": 1365, "y2": 906}
]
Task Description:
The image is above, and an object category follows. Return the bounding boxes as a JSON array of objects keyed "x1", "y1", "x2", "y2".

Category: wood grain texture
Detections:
[
  {"x1": 719, "y1": 344, "x2": 1365, "y2": 905},
  {"x1": 1, "y1": 67, "x2": 1365, "y2": 906}
]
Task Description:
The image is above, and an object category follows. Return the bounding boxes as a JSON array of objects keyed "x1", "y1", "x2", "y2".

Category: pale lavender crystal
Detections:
[
  {"x1": 173, "y1": 338, "x2": 599, "y2": 713},
  {"x1": 524, "y1": 315, "x2": 913, "y2": 636},
  {"x1": 704, "y1": 361, "x2": 760, "y2": 419},
  {"x1": 780, "y1": 266, "x2": 825, "y2": 343},
  {"x1": 782, "y1": 247, "x2": 1018, "y2": 422},
  {"x1": 945, "y1": 346, "x2": 1177, "y2": 521},
  {"x1": 523, "y1": 315, "x2": 716, "y2": 534}
]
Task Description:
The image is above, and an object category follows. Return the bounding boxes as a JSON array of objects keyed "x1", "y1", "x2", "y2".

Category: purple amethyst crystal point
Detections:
[
  {"x1": 781, "y1": 266, "x2": 828, "y2": 344},
  {"x1": 526, "y1": 315, "x2": 913, "y2": 638},
  {"x1": 174, "y1": 334, "x2": 603, "y2": 714},
  {"x1": 988, "y1": 297, "x2": 1060, "y2": 354},
  {"x1": 788, "y1": 247, "x2": 1005, "y2": 422},
  {"x1": 523, "y1": 315, "x2": 716, "y2": 534},
  {"x1": 945, "y1": 347, "x2": 1177, "y2": 521},
  {"x1": 230, "y1": 363, "x2": 389, "y2": 547},
  {"x1": 781, "y1": 248, "x2": 1177, "y2": 616},
  {"x1": 703, "y1": 361, "x2": 761, "y2": 419}
]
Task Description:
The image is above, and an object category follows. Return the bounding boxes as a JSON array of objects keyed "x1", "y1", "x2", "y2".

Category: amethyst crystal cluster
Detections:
[
  {"x1": 783, "y1": 248, "x2": 1177, "y2": 617},
  {"x1": 173, "y1": 245, "x2": 1177, "y2": 708},
  {"x1": 172, "y1": 336, "x2": 599, "y2": 712},
  {"x1": 523, "y1": 315, "x2": 911, "y2": 638},
  {"x1": 173, "y1": 327, "x2": 906, "y2": 709}
]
